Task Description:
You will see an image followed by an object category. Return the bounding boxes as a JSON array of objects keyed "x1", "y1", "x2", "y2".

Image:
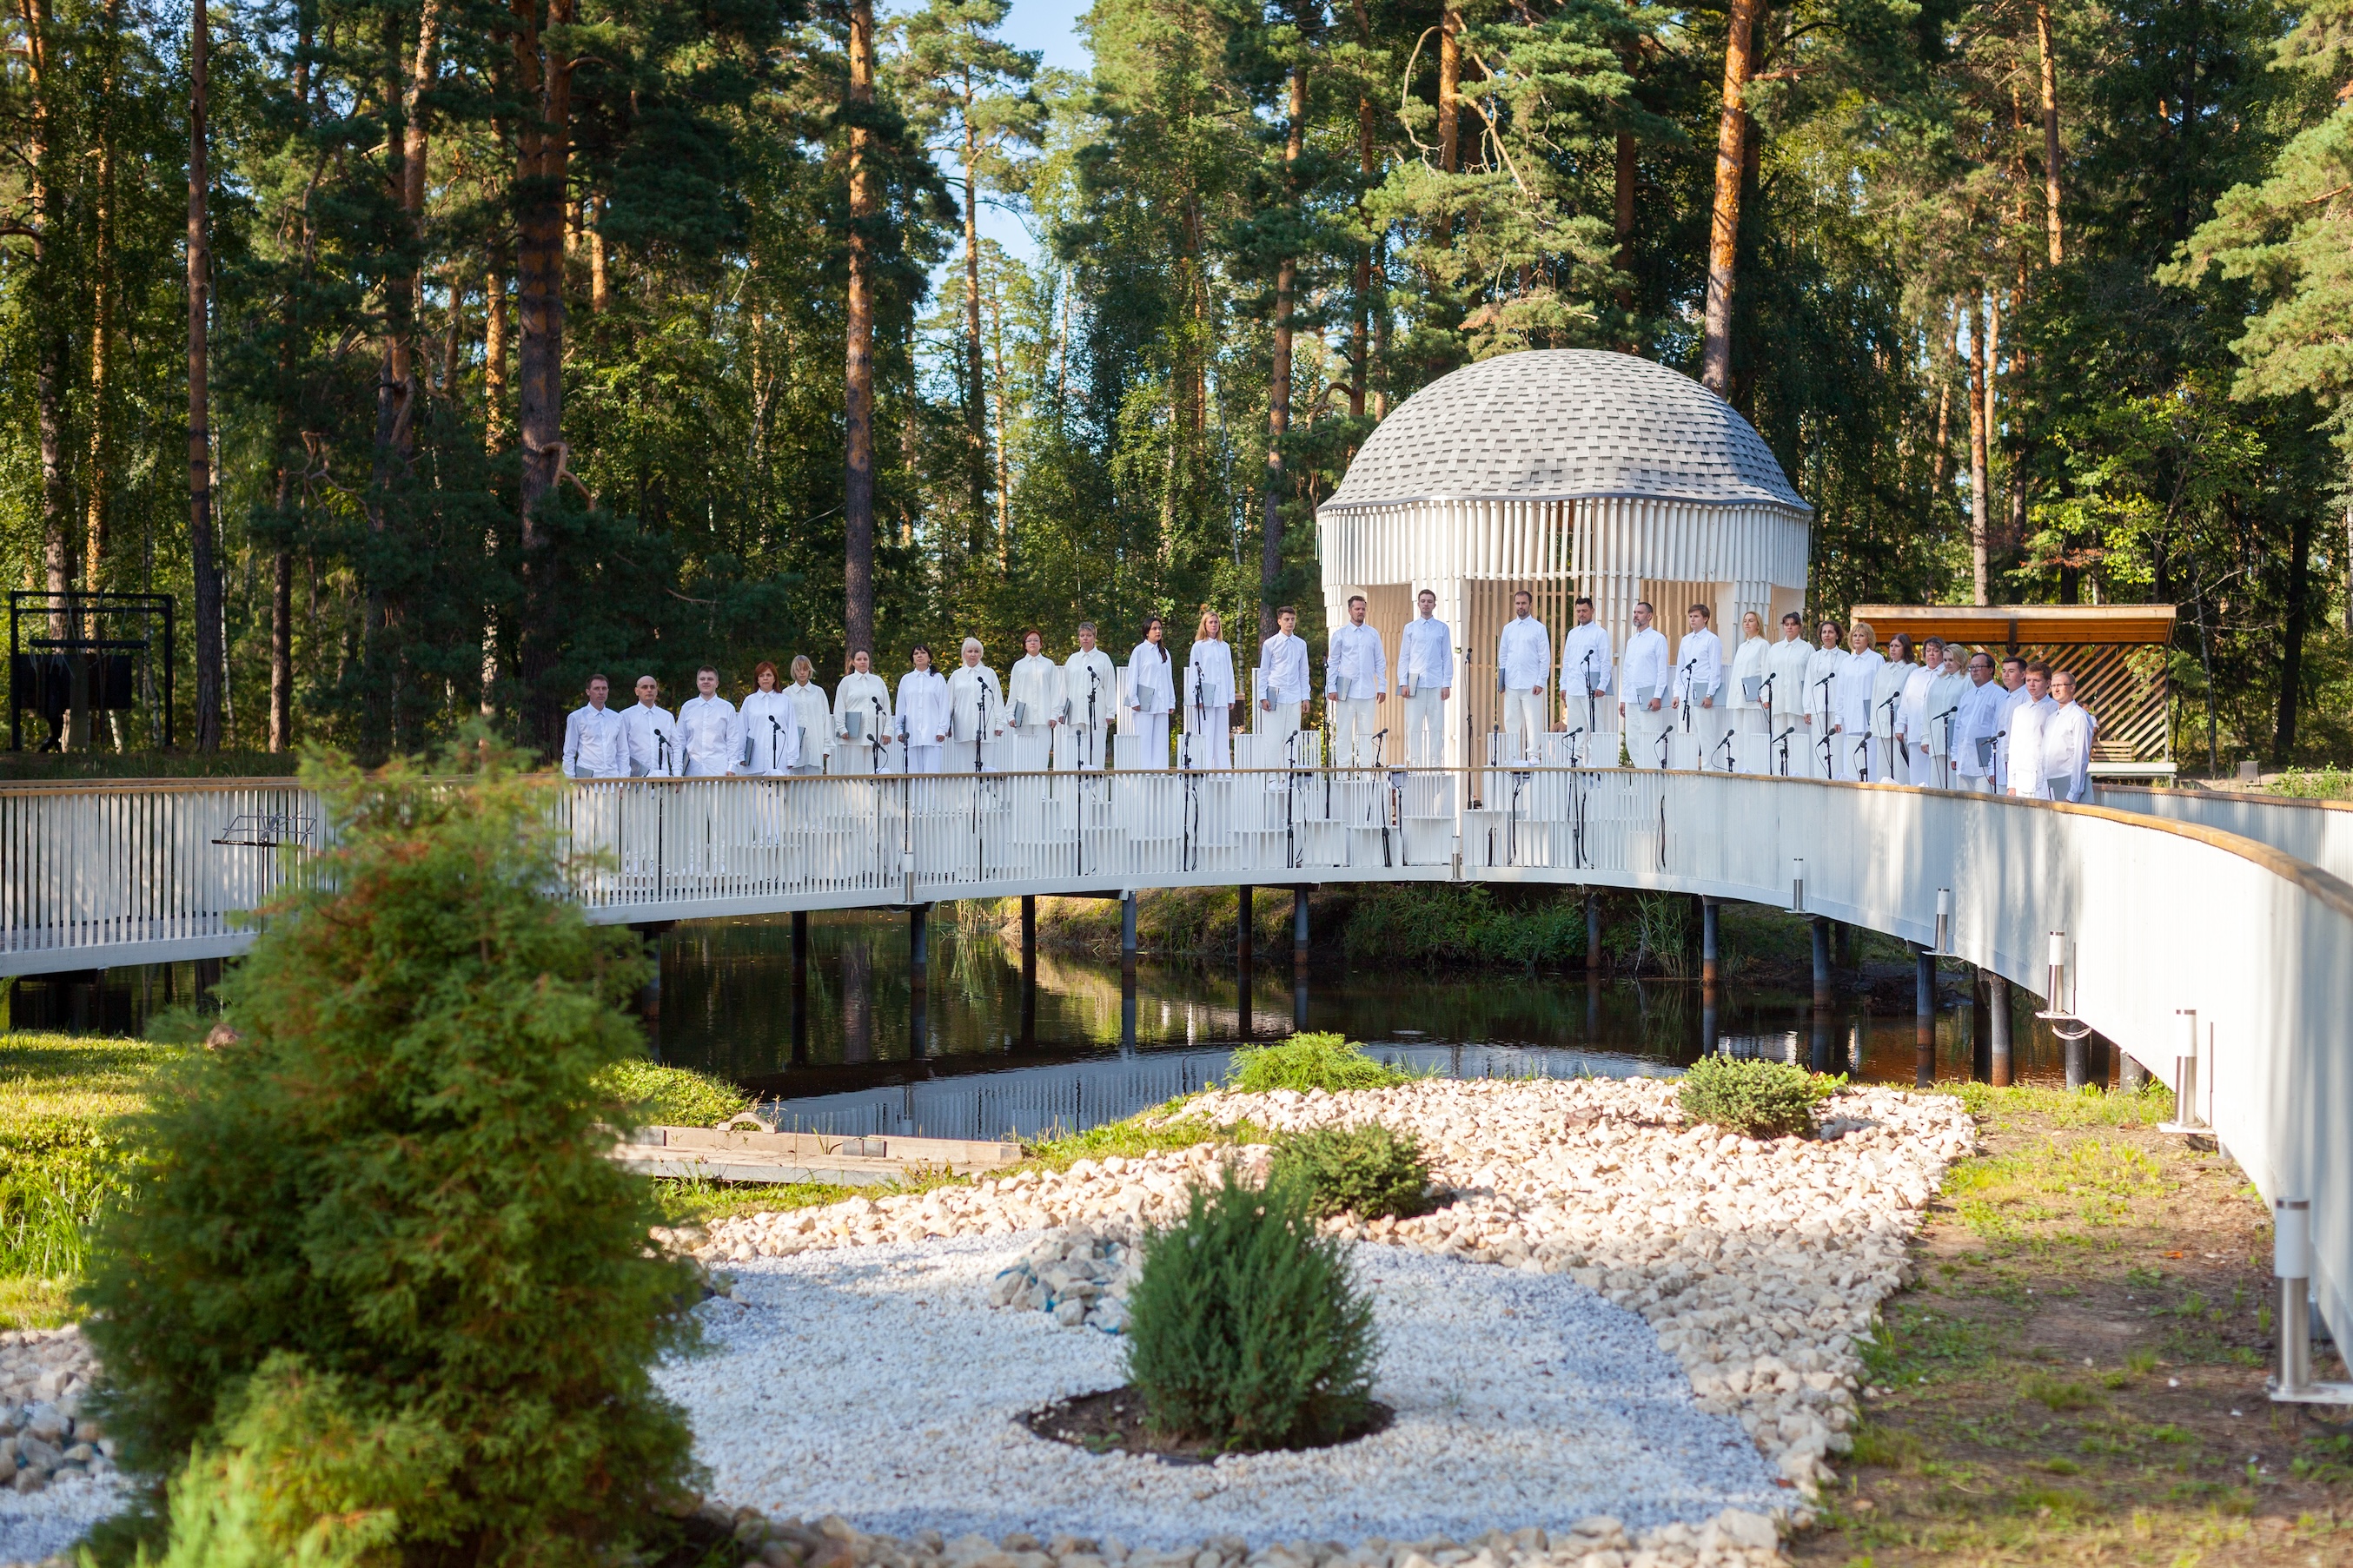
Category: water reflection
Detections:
[{"x1": 7, "y1": 908, "x2": 2099, "y2": 1140}]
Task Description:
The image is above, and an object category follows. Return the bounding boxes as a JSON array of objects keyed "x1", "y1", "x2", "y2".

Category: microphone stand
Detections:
[
  {"x1": 1773, "y1": 725, "x2": 1795, "y2": 777},
  {"x1": 1581, "y1": 648, "x2": 1599, "y2": 745},
  {"x1": 770, "y1": 714, "x2": 787, "y2": 777},
  {"x1": 1876, "y1": 691, "x2": 1902, "y2": 782},
  {"x1": 972, "y1": 685, "x2": 986, "y2": 774},
  {"x1": 1932, "y1": 705, "x2": 1959, "y2": 791},
  {"x1": 1713, "y1": 730, "x2": 1737, "y2": 772}
]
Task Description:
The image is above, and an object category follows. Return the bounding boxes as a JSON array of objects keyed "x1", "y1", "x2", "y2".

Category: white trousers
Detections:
[
  {"x1": 1056, "y1": 724, "x2": 1110, "y2": 771},
  {"x1": 1179, "y1": 721, "x2": 1231, "y2": 769},
  {"x1": 1564, "y1": 685, "x2": 1615, "y2": 762},
  {"x1": 1732, "y1": 708, "x2": 1773, "y2": 774},
  {"x1": 1402, "y1": 690, "x2": 1448, "y2": 764},
  {"x1": 1500, "y1": 689, "x2": 1549, "y2": 759},
  {"x1": 906, "y1": 744, "x2": 945, "y2": 775},
  {"x1": 1257, "y1": 700, "x2": 1302, "y2": 738},
  {"x1": 1329, "y1": 697, "x2": 1381, "y2": 765},
  {"x1": 1120, "y1": 713, "x2": 1169, "y2": 770},
  {"x1": 1626, "y1": 701, "x2": 1674, "y2": 771},
  {"x1": 1958, "y1": 771, "x2": 1994, "y2": 793}
]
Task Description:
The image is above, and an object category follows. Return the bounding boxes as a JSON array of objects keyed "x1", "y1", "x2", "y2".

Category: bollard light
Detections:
[
  {"x1": 2276, "y1": 1199, "x2": 2313, "y2": 1397},
  {"x1": 1790, "y1": 857, "x2": 1806, "y2": 913},
  {"x1": 2033, "y1": 929, "x2": 2092, "y2": 1042},
  {"x1": 1934, "y1": 887, "x2": 1952, "y2": 955},
  {"x1": 2160, "y1": 1009, "x2": 2208, "y2": 1133}
]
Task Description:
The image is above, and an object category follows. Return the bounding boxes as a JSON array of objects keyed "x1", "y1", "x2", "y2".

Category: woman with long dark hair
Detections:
[{"x1": 1122, "y1": 615, "x2": 1174, "y2": 770}]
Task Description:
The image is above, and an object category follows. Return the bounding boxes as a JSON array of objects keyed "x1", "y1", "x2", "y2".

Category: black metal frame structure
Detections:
[{"x1": 7, "y1": 591, "x2": 176, "y2": 752}]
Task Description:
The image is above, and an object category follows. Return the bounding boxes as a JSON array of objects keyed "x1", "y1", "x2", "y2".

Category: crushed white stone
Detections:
[
  {"x1": 660, "y1": 1234, "x2": 1783, "y2": 1551},
  {"x1": 0, "y1": 1327, "x2": 127, "y2": 1567},
  {"x1": 688, "y1": 1077, "x2": 1977, "y2": 1508}
]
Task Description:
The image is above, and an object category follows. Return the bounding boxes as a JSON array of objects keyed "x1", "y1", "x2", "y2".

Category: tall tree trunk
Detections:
[
  {"x1": 21, "y1": 0, "x2": 74, "y2": 738},
  {"x1": 189, "y1": 0, "x2": 225, "y2": 750},
  {"x1": 2277, "y1": 502, "x2": 2311, "y2": 761},
  {"x1": 1437, "y1": 7, "x2": 1461, "y2": 173},
  {"x1": 512, "y1": 0, "x2": 577, "y2": 744},
  {"x1": 1699, "y1": 0, "x2": 1763, "y2": 396},
  {"x1": 588, "y1": 195, "x2": 610, "y2": 312},
  {"x1": 1614, "y1": 129, "x2": 1636, "y2": 327},
  {"x1": 1966, "y1": 292, "x2": 1991, "y2": 606},
  {"x1": 2037, "y1": 0, "x2": 2063, "y2": 265},
  {"x1": 1349, "y1": 0, "x2": 1374, "y2": 418},
  {"x1": 988, "y1": 268, "x2": 1011, "y2": 559},
  {"x1": 1261, "y1": 64, "x2": 1306, "y2": 643},
  {"x1": 484, "y1": 240, "x2": 510, "y2": 452},
  {"x1": 843, "y1": 0, "x2": 878, "y2": 665},
  {"x1": 85, "y1": 0, "x2": 121, "y2": 610},
  {"x1": 963, "y1": 97, "x2": 987, "y2": 546}
]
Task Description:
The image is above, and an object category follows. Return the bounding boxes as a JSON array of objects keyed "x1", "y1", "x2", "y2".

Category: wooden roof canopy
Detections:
[{"x1": 1846, "y1": 604, "x2": 2177, "y2": 648}]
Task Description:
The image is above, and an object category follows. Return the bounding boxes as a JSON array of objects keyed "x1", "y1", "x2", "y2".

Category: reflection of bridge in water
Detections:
[{"x1": 3, "y1": 764, "x2": 2352, "y2": 1346}]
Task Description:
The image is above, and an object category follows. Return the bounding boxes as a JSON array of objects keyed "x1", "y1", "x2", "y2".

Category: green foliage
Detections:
[
  {"x1": 0, "y1": 1033, "x2": 171, "y2": 1327},
  {"x1": 80, "y1": 736, "x2": 700, "y2": 1559},
  {"x1": 1339, "y1": 884, "x2": 1586, "y2": 970},
  {"x1": 2269, "y1": 766, "x2": 2353, "y2": 798},
  {"x1": 596, "y1": 1060, "x2": 752, "y2": 1128},
  {"x1": 1677, "y1": 1055, "x2": 1828, "y2": 1139},
  {"x1": 1269, "y1": 1123, "x2": 1432, "y2": 1221},
  {"x1": 1225, "y1": 1034, "x2": 1419, "y2": 1095},
  {"x1": 1123, "y1": 1166, "x2": 1377, "y2": 1452}
]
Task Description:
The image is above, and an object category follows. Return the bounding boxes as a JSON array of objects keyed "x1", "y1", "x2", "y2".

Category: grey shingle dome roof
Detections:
[{"x1": 1323, "y1": 349, "x2": 1811, "y2": 513}]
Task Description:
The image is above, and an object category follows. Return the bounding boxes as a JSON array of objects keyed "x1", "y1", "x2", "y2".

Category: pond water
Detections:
[{"x1": 5, "y1": 910, "x2": 2098, "y2": 1142}]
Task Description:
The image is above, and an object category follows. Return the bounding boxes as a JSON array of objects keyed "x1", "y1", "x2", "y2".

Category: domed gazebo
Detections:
[{"x1": 1317, "y1": 349, "x2": 1813, "y2": 762}]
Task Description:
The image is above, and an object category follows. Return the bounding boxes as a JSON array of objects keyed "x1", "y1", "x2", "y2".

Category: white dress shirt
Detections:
[
  {"x1": 1325, "y1": 623, "x2": 1386, "y2": 700},
  {"x1": 1125, "y1": 642, "x2": 1175, "y2": 715},
  {"x1": 1955, "y1": 678, "x2": 2005, "y2": 777},
  {"x1": 1257, "y1": 633, "x2": 1309, "y2": 705},
  {"x1": 1730, "y1": 636, "x2": 1770, "y2": 709},
  {"x1": 785, "y1": 681, "x2": 832, "y2": 766},
  {"x1": 1804, "y1": 645, "x2": 1846, "y2": 727},
  {"x1": 1868, "y1": 659, "x2": 1912, "y2": 739},
  {"x1": 1009, "y1": 654, "x2": 1065, "y2": 725},
  {"x1": 739, "y1": 689, "x2": 800, "y2": 774},
  {"x1": 1924, "y1": 670, "x2": 1970, "y2": 755},
  {"x1": 1995, "y1": 685, "x2": 2035, "y2": 787},
  {"x1": 945, "y1": 664, "x2": 1005, "y2": 743},
  {"x1": 1836, "y1": 650, "x2": 1884, "y2": 734},
  {"x1": 1064, "y1": 648, "x2": 1117, "y2": 725},
  {"x1": 1766, "y1": 636, "x2": 1813, "y2": 720},
  {"x1": 1398, "y1": 615, "x2": 1453, "y2": 696},
  {"x1": 624, "y1": 703, "x2": 679, "y2": 777},
  {"x1": 2043, "y1": 701, "x2": 2094, "y2": 802},
  {"x1": 562, "y1": 703, "x2": 627, "y2": 778},
  {"x1": 1897, "y1": 665, "x2": 1936, "y2": 745},
  {"x1": 1561, "y1": 619, "x2": 1614, "y2": 697},
  {"x1": 1495, "y1": 615, "x2": 1552, "y2": 691},
  {"x1": 896, "y1": 668, "x2": 951, "y2": 744},
  {"x1": 833, "y1": 672, "x2": 891, "y2": 743},
  {"x1": 2007, "y1": 694, "x2": 2058, "y2": 796},
  {"x1": 1673, "y1": 628, "x2": 1724, "y2": 707},
  {"x1": 1620, "y1": 626, "x2": 1670, "y2": 704},
  {"x1": 676, "y1": 693, "x2": 739, "y2": 777},
  {"x1": 1184, "y1": 639, "x2": 1236, "y2": 717}
]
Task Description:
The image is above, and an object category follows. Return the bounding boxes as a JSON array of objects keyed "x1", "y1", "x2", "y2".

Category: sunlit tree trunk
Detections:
[
  {"x1": 843, "y1": 0, "x2": 878, "y2": 666},
  {"x1": 189, "y1": 0, "x2": 225, "y2": 749},
  {"x1": 1699, "y1": 0, "x2": 1763, "y2": 397},
  {"x1": 511, "y1": 0, "x2": 577, "y2": 745},
  {"x1": 1262, "y1": 63, "x2": 1305, "y2": 642},
  {"x1": 1437, "y1": 7, "x2": 1461, "y2": 173},
  {"x1": 1967, "y1": 292, "x2": 1991, "y2": 605},
  {"x1": 2037, "y1": 0, "x2": 2063, "y2": 266},
  {"x1": 963, "y1": 78, "x2": 988, "y2": 545}
]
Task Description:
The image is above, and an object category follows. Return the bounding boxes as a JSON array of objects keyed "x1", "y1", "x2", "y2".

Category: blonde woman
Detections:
[
  {"x1": 1729, "y1": 610, "x2": 1771, "y2": 773},
  {"x1": 1182, "y1": 607, "x2": 1236, "y2": 769},
  {"x1": 784, "y1": 656, "x2": 832, "y2": 774}
]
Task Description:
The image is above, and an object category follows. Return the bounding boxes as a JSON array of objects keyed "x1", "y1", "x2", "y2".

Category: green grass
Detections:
[
  {"x1": 0, "y1": 750, "x2": 304, "y2": 782},
  {"x1": 0, "y1": 1031, "x2": 182, "y2": 1327},
  {"x1": 1224, "y1": 1033, "x2": 1422, "y2": 1094},
  {"x1": 1938, "y1": 1079, "x2": 2176, "y2": 1130},
  {"x1": 593, "y1": 1060, "x2": 752, "y2": 1128}
]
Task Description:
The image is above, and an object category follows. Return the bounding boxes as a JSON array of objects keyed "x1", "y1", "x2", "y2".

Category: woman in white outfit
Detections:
[
  {"x1": 1728, "y1": 611, "x2": 1771, "y2": 774},
  {"x1": 833, "y1": 649, "x2": 893, "y2": 771},
  {"x1": 897, "y1": 646, "x2": 951, "y2": 774},
  {"x1": 1869, "y1": 633, "x2": 1914, "y2": 783},
  {"x1": 739, "y1": 661, "x2": 800, "y2": 775},
  {"x1": 1833, "y1": 623, "x2": 1883, "y2": 782},
  {"x1": 1123, "y1": 617, "x2": 1175, "y2": 770},
  {"x1": 1007, "y1": 631, "x2": 1064, "y2": 771},
  {"x1": 944, "y1": 637, "x2": 1005, "y2": 773},
  {"x1": 1182, "y1": 607, "x2": 1236, "y2": 769},
  {"x1": 784, "y1": 656, "x2": 832, "y2": 775},
  {"x1": 1802, "y1": 622, "x2": 1846, "y2": 780}
]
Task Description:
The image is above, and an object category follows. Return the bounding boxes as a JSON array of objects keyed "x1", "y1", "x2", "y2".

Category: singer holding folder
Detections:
[
  {"x1": 1804, "y1": 621, "x2": 1845, "y2": 780},
  {"x1": 1325, "y1": 594, "x2": 1387, "y2": 766},
  {"x1": 1952, "y1": 650, "x2": 2004, "y2": 792},
  {"x1": 1921, "y1": 641, "x2": 1968, "y2": 786},
  {"x1": 739, "y1": 661, "x2": 801, "y2": 775},
  {"x1": 1256, "y1": 606, "x2": 1311, "y2": 739},
  {"x1": 1061, "y1": 624, "x2": 1117, "y2": 771},
  {"x1": 1183, "y1": 608, "x2": 1236, "y2": 769},
  {"x1": 1765, "y1": 612, "x2": 1813, "y2": 777},
  {"x1": 783, "y1": 656, "x2": 831, "y2": 774},
  {"x1": 625, "y1": 674, "x2": 679, "y2": 778},
  {"x1": 1009, "y1": 631, "x2": 1064, "y2": 769},
  {"x1": 562, "y1": 675, "x2": 628, "y2": 779},
  {"x1": 1122, "y1": 617, "x2": 1176, "y2": 769},
  {"x1": 1560, "y1": 596, "x2": 1614, "y2": 768},
  {"x1": 1729, "y1": 611, "x2": 1770, "y2": 773},
  {"x1": 1672, "y1": 604, "x2": 1726, "y2": 771},
  {"x1": 946, "y1": 638, "x2": 1006, "y2": 771},
  {"x1": 1397, "y1": 588, "x2": 1454, "y2": 765},
  {"x1": 1495, "y1": 589, "x2": 1552, "y2": 761},
  {"x1": 896, "y1": 646, "x2": 951, "y2": 774},
  {"x1": 832, "y1": 650, "x2": 891, "y2": 771},
  {"x1": 1620, "y1": 601, "x2": 1672, "y2": 771}
]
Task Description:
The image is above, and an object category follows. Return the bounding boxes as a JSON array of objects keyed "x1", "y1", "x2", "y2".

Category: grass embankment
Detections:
[
  {"x1": 0, "y1": 750, "x2": 304, "y2": 783},
  {"x1": 1801, "y1": 1081, "x2": 2353, "y2": 1565}
]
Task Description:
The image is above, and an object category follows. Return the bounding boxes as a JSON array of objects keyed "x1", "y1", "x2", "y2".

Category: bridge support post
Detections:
[
  {"x1": 909, "y1": 904, "x2": 931, "y2": 1057},
  {"x1": 1915, "y1": 944, "x2": 1936, "y2": 1088},
  {"x1": 1988, "y1": 972, "x2": 2012, "y2": 1087},
  {"x1": 1119, "y1": 890, "x2": 1138, "y2": 1052},
  {"x1": 791, "y1": 911, "x2": 809, "y2": 1063},
  {"x1": 1236, "y1": 886, "x2": 1255, "y2": 1041},
  {"x1": 1586, "y1": 891, "x2": 1601, "y2": 972},
  {"x1": 1292, "y1": 885, "x2": 1310, "y2": 969},
  {"x1": 1809, "y1": 917, "x2": 1833, "y2": 1073},
  {"x1": 1019, "y1": 896, "x2": 1037, "y2": 1050},
  {"x1": 2119, "y1": 1044, "x2": 2149, "y2": 1094},
  {"x1": 2065, "y1": 1032, "x2": 2088, "y2": 1093},
  {"x1": 1700, "y1": 898, "x2": 1720, "y2": 988}
]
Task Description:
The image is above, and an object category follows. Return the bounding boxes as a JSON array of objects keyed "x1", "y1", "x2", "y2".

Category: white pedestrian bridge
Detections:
[{"x1": 3, "y1": 762, "x2": 2349, "y2": 1343}]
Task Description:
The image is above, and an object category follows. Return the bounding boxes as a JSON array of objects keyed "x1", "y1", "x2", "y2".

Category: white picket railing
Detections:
[{"x1": 6, "y1": 764, "x2": 2352, "y2": 1346}]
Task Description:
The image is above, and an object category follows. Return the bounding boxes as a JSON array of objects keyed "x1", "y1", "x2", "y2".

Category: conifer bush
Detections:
[
  {"x1": 1225, "y1": 1032, "x2": 1416, "y2": 1094},
  {"x1": 1677, "y1": 1055, "x2": 1828, "y2": 1139},
  {"x1": 1122, "y1": 1165, "x2": 1377, "y2": 1450},
  {"x1": 1269, "y1": 1122, "x2": 1432, "y2": 1220},
  {"x1": 81, "y1": 734, "x2": 700, "y2": 1558}
]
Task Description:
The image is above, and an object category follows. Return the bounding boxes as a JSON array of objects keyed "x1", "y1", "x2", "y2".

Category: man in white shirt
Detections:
[
  {"x1": 562, "y1": 674, "x2": 627, "y2": 778},
  {"x1": 1256, "y1": 605, "x2": 1312, "y2": 742},
  {"x1": 1803, "y1": 621, "x2": 1846, "y2": 780},
  {"x1": 1062, "y1": 622, "x2": 1117, "y2": 770},
  {"x1": 1993, "y1": 655, "x2": 2032, "y2": 791},
  {"x1": 1397, "y1": 588, "x2": 1454, "y2": 765},
  {"x1": 2042, "y1": 669, "x2": 2095, "y2": 803},
  {"x1": 1620, "y1": 600, "x2": 1672, "y2": 771},
  {"x1": 1495, "y1": 589, "x2": 1552, "y2": 762},
  {"x1": 1672, "y1": 603, "x2": 1726, "y2": 771},
  {"x1": 624, "y1": 675, "x2": 679, "y2": 778},
  {"x1": 1952, "y1": 651, "x2": 2004, "y2": 791},
  {"x1": 676, "y1": 665, "x2": 739, "y2": 777},
  {"x1": 2005, "y1": 662, "x2": 2059, "y2": 798},
  {"x1": 1326, "y1": 594, "x2": 1388, "y2": 765},
  {"x1": 832, "y1": 649, "x2": 893, "y2": 771},
  {"x1": 1765, "y1": 612, "x2": 1813, "y2": 777},
  {"x1": 945, "y1": 637, "x2": 1006, "y2": 772},
  {"x1": 1560, "y1": 596, "x2": 1614, "y2": 766}
]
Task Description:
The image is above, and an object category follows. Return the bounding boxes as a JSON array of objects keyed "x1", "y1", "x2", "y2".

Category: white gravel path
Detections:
[
  {"x1": 660, "y1": 1232, "x2": 1784, "y2": 1550},
  {"x1": 0, "y1": 1472, "x2": 129, "y2": 1565}
]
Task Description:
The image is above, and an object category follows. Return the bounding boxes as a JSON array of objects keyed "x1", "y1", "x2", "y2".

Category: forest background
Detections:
[{"x1": 8, "y1": 0, "x2": 2353, "y2": 770}]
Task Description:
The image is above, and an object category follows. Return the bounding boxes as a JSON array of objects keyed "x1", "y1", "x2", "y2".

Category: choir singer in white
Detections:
[
  {"x1": 1183, "y1": 608, "x2": 1236, "y2": 769},
  {"x1": 1325, "y1": 594, "x2": 1387, "y2": 766},
  {"x1": 1397, "y1": 588, "x2": 1453, "y2": 765}
]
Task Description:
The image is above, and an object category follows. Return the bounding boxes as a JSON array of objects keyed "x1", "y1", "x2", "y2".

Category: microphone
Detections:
[
  {"x1": 769, "y1": 713, "x2": 786, "y2": 774},
  {"x1": 1773, "y1": 724, "x2": 1795, "y2": 776},
  {"x1": 1713, "y1": 730, "x2": 1736, "y2": 771},
  {"x1": 1679, "y1": 657, "x2": 1699, "y2": 732}
]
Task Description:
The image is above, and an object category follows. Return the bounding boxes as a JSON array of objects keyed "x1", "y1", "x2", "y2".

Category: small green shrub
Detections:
[
  {"x1": 1270, "y1": 1122, "x2": 1432, "y2": 1220},
  {"x1": 596, "y1": 1059, "x2": 752, "y2": 1128},
  {"x1": 1123, "y1": 1165, "x2": 1377, "y2": 1451},
  {"x1": 1677, "y1": 1055, "x2": 1828, "y2": 1138},
  {"x1": 1226, "y1": 1033, "x2": 1417, "y2": 1094}
]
